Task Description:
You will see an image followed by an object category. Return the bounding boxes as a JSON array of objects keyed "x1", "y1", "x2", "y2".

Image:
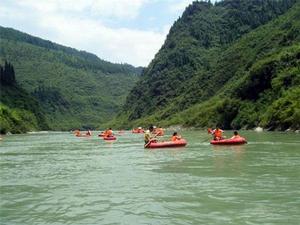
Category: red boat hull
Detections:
[
  {"x1": 145, "y1": 139, "x2": 187, "y2": 149},
  {"x1": 103, "y1": 136, "x2": 117, "y2": 140},
  {"x1": 210, "y1": 137, "x2": 247, "y2": 145},
  {"x1": 132, "y1": 130, "x2": 144, "y2": 133}
]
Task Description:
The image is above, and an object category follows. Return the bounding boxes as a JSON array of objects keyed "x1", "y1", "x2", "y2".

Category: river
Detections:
[{"x1": 0, "y1": 131, "x2": 299, "y2": 224}]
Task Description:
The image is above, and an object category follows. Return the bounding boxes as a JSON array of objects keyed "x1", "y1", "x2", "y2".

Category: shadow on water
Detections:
[{"x1": 210, "y1": 145, "x2": 246, "y2": 173}]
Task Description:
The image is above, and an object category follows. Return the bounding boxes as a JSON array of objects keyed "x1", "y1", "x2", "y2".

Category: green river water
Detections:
[{"x1": 0, "y1": 131, "x2": 299, "y2": 225}]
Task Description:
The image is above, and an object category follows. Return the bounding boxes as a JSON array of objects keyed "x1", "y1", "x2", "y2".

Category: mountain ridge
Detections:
[
  {"x1": 114, "y1": 0, "x2": 300, "y2": 130},
  {"x1": 1, "y1": 26, "x2": 143, "y2": 73},
  {"x1": 0, "y1": 26, "x2": 142, "y2": 131}
]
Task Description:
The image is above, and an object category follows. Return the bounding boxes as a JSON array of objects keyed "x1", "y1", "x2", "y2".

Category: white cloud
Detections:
[
  {"x1": 169, "y1": 0, "x2": 217, "y2": 14},
  {"x1": 15, "y1": 0, "x2": 148, "y2": 19},
  {"x1": 169, "y1": 0, "x2": 193, "y2": 14},
  {"x1": 91, "y1": 0, "x2": 148, "y2": 19},
  {"x1": 39, "y1": 14, "x2": 167, "y2": 66},
  {"x1": 0, "y1": 0, "x2": 174, "y2": 66}
]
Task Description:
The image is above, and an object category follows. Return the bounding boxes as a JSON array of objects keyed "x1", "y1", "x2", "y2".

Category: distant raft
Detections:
[
  {"x1": 98, "y1": 132, "x2": 105, "y2": 137},
  {"x1": 145, "y1": 139, "x2": 187, "y2": 149},
  {"x1": 103, "y1": 136, "x2": 117, "y2": 141},
  {"x1": 132, "y1": 129, "x2": 144, "y2": 133},
  {"x1": 210, "y1": 137, "x2": 247, "y2": 145}
]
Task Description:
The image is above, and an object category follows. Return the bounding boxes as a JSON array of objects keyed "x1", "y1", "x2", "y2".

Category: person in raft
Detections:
[
  {"x1": 144, "y1": 126, "x2": 156, "y2": 145},
  {"x1": 105, "y1": 128, "x2": 113, "y2": 137},
  {"x1": 156, "y1": 127, "x2": 165, "y2": 136},
  {"x1": 86, "y1": 130, "x2": 92, "y2": 136},
  {"x1": 74, "y1": 129, "x2": 81, "y2": 136},
  {"x1": 171, "y1": 132, "x2": 181, "y2": 141},
  {"x1": 211, "y1": 128, "x2": 224, "y2": 140},
  {"x1": 230, "y1": 131, "x2": 241, "y2": 139}
]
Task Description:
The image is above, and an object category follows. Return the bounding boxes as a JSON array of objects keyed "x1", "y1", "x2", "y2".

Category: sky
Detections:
[{"x1": 0, "y1": 0, "x2": 216, "y2": 67}]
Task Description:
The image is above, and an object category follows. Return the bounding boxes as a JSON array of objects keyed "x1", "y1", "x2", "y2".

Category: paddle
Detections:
[
  {"x1": 202, "y1": 128, "x2": 213, "y2": 142},
  {"x1": 205, "y1": 128, "x2": 227, "y2": 142},
  {"x1": 144, "y1": 140, "x2": 152, "y2": 148},
  {"x1": 144, "y1": 132, "x2": 161, "y2": 148},
  {"x1": 201, "y1": 137, "x2": 211, "y2": 143}
]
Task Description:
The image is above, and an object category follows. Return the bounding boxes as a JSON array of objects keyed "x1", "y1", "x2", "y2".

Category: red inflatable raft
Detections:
[
  {"x1": 210, "y1": 137, "x2": 247, "y2": 145},
  {"x1": 103, "y1": 136, "x2": 117, "y2": 141},
  {"x1": 132, "y1": 129, "x2": 144, "y2": 133},
  {"x1": 145, "y1": 139, "x2": 187, "y2": 149}
]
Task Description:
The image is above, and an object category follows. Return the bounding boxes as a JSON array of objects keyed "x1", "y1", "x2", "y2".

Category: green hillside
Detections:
[
  {"x1": 0, "y1": 27, "x2": 142, "y2": 130},
  {"x1": 0, "y1": 62, "x2": 49, "y2": 134},
  {"x1": 115, "y1": 0, "x2": 300, "y2": 130}
]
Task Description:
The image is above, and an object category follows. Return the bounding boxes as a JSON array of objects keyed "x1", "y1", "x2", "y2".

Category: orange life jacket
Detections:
[
  {"x1": 214, "y1": 129, "x2": 222, "y2": 138},
  {"x1": 106, "y1": 130, "x2": 113, "y2": 137},
  {"x1": 171, "y1": 135, "x2": 181, "y2": 141}
]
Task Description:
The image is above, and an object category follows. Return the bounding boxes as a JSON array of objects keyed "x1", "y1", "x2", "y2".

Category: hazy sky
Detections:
[{"x1": 0, "y1": 0, "x2": 216, "y2": 66}]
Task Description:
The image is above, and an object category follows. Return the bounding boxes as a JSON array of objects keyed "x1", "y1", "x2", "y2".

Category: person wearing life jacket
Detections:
[
  {"x1": 74, "y1": 129, "x2": 81, "y2": 137},
  {"x1": 144, "y1": 126, "x2": 156, "y2": 145},
  {"x1": 212, "y1": 128, "x2": 224, "y2": 140},
  {"x1": 230, "y1": 131, "x2": 241, "y2": 139},
  {"x1": 156, "y1": 127, "x2": 164, "y2": 136},
  {"x1": 105, "y1": 128, "x2": 113, "y2": 137},
  {"x1": 171, "y1": 132, "x2": 181, "y2": 141}
]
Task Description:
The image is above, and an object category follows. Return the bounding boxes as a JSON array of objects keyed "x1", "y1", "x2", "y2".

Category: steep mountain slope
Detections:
[
  {"x1": 0, "y1": 27, "x2": 142, "y2": 130},
  {"x1": 0, "y1": 62, "x2": 48, "y2": 133},
  {"x1": 116, "y1": 0, "x2": 300, "y2": 130}
]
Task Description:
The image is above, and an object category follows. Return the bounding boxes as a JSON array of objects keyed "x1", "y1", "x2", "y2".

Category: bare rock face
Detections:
[{"x1": 254, "y1": 127, "x2": 263, "y2": 132}]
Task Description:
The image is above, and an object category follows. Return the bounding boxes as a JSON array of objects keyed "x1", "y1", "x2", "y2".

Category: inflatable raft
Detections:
[
  {"x1": 103, "y1": 136, "x2": 117, "y2": 141},
  {"x1": 132, "y1": 129, "x2": 144, "y2": 133},
  {"x1": 210, "y1": 137, "x2": 247, "y2": 145},
  {"x1": 145, "y1": 139, "x2": 187, "y2": 149}
]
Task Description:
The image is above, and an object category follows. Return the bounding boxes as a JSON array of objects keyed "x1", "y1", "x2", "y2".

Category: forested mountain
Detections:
[
  {"x1": 0, "y1": 27, "x2": 142, "y2": 131},
  {"x1": 115, "y1": 0, "x2": 300, "y2": 130},
  {"x1": 0, "y1": 62, "x2": 48, "y2": 133}
]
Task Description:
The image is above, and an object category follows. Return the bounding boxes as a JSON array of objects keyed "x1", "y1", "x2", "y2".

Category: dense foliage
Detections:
[
  {"x1": 0, "y1": 27, "x2": 142, "y2": 130},
  {"x1": 0, "y1": 62, "x2": 49, "y2": 134},
  {"x1": 115, "y1": 0, "x2": 300, "y2": 130},
  {"x1": 0, "y1": 61, "x2": 16, "y2": 85}
]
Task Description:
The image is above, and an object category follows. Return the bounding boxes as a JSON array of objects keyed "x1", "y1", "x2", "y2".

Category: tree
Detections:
[{"x1": 0, "y1": 61, "x2": 16, "y2": 85}]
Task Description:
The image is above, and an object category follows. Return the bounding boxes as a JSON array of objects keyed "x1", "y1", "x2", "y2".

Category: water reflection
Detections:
[
  {"x1": 211, "y1": 145, "x2": 246, "y2": 172},
  {"x1": 145, "y1": 147, "x2": 187, "y2": 162},
  {"x1": 212, "y1": 144, "x2": 246, "y2": 153}
]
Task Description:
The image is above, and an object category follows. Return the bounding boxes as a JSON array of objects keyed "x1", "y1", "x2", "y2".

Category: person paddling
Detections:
[
  {"x1": 230, "y1": 131, "x2": 241, "y2": 139},
  {"x1": 144, "y1": 126, "x2": 156, "y2": 145},
  {"x1": 74, "y1": 129, "x2": 81, "y2": 137},
  {"x1": 156, "y1": 127, "x2": 164, "y2": 136},
  {"x1": 104, "y1": 128, "x2": 113, "y2": 138},
  {"x1": 171, "y1": 132, "x2": 181, "y2": 141},
  {"x1": 211, "y1": 127, "x2": 224, "y2": 140}
]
